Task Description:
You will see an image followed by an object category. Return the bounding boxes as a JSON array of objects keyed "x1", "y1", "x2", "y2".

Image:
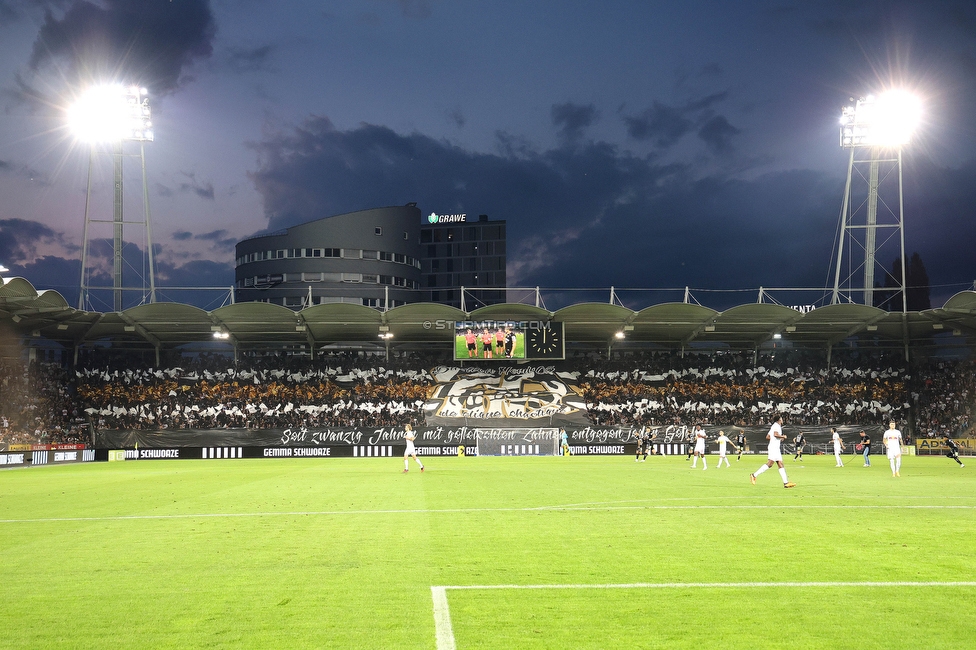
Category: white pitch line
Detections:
[
  {"x1": 2, "y1": 503, "x2": 976, "y2": 524},
  {"x1": 431, "y1": 581, "x2": 976, "y2": 650},
  {"x1": 431, "y1": 587, "x2": 456, "y2": 650}
]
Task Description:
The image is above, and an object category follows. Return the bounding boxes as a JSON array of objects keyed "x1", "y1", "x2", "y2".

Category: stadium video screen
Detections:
[{"x1": 453, "y1": 320, "x2": 564, "y2": 361}]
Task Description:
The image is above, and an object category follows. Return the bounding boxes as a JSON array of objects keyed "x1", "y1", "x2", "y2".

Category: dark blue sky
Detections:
[{"x1": 1, "y1": 0, "x2": 975, "y2": 310}]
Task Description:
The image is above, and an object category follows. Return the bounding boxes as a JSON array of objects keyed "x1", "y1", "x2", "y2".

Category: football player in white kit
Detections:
[
  {"x1": 831, "y1": 427, "x2": 846, "y2": 467},
  {"x1": 715, "y1": 430, "x2": 737, "y2": 468},
  {"x1": 750, "y1": 414, "x2": 796, "y2": 488},
  {"x1": 402, "y1": 423, "x2": 425, "y2": 473},
  {"x1": 883, "y1": 421, "x2": 903, "y2": 477},
  {"x1": 690, "y1": 425, "x2": 708, "y2": 470}
]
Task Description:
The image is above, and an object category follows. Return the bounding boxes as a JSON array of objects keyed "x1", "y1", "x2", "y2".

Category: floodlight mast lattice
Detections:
[
  {"x1": 831, "y1": 91, "x2": 919, "y2": 313},
  {"x1": 72, "y1": 84, "x2": 156, "y2": 312}
]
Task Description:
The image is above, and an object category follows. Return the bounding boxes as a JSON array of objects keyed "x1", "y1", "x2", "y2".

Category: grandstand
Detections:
[{"x1": 2, "y1": 273, "x2": 974, "y2": 462}]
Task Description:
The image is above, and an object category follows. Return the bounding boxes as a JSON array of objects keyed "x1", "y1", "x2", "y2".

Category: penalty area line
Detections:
[{"x1": 430, "y1": 581, "x2": 976, "y2": 650}]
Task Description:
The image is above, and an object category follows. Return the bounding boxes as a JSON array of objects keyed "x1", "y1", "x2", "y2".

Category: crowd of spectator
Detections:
[
  {"x1": 1, "y1": 348, "x2": 974, "y2": 447},
  {"x1": 579, "y1": 350, "x2": 909, "y2": 428},
  {"x1": 909, "y1": 358, "x2": 976, "y2": 439},
  {"x1": 75, "y1": 352, "x2": 435, "y2": 430},
  {"x1": 0, "y1": 360, "x2": 88, "y2": 447}
]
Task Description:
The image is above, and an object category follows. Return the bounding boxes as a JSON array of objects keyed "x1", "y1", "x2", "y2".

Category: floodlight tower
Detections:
[
  {"x1": 70, "y1": 84, "x2": 156, "y2": 311},
  {"x1": 831, "y1": 91, "x2": 920, "y2": 311}
]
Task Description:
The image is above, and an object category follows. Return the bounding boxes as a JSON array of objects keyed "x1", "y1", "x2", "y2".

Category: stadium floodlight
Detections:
[
  {"x1": 68, "y1": 84, "x2": 154, "y2": 143},
  {"x1": 839, "y1": 90, "x2": 921, "y2": 148},
  {"x1": 614, "y1": 331, "x2": 626, "y2": 339},
  {"x1": 72, "y1": 83, "x2": 157, "y2": 313}
]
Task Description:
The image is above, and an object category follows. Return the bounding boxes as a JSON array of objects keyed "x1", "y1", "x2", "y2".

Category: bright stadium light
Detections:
[
  {"x1": 839, "y1": 90, "x2": 921, "y2": 148},
  {"x1": 72, "y1": 83, "x2": 157, "y2": 312},
  {"x1": 68, "y1": 84, "x2": 154, "y2": 143},
  {"x1": 833, "y1": 86, "x2": 918, "y2": 318}
]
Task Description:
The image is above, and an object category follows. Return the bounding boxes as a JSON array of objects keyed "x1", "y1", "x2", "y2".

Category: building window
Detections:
[
  {"x1": 403, "y1": 231, "x2": 409, "y2": 240},
  {"x1": 375, "y1": 227, "x2": 382, "y2": 235},
  {"x1": 380, "y1": 251, "x2": 393, "y2": 262},
  {"x1": 421, "y1": 230, "x2": 432, "y2": 243},
  {"x1": 362, "y1": 249, "x2": 379, "y2": 260}
]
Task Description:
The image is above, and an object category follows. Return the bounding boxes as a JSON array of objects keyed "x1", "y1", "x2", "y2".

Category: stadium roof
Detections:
[{"x1": 2, "y1": 275, "x2": 974, "y2": 352}]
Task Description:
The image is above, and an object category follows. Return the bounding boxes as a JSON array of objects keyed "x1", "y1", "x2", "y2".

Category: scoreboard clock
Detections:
[{"x1": 526, "y1": 322, "x2": 564, "y2": 359}]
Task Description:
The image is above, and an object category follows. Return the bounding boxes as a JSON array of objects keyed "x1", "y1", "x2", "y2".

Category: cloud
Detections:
[
  {"x1": 0, "y1": 158, "x2": 50, "y2": 184},
  {"x1": 172, "y1": 230, "x2": 193, "y2": 241},
  {"x1": 551, "y1": 102, "x2": 598, "y2": 141},
  {"x1": 0, "y1": 218, "x2": 77, "y2": 264},
  {"x1": 624, "y1": 101, "x2": 693, "y2": 148},
  {"x1": 4, "y1": 236, "x2": 235, "y2": 310},
  {"x1": 247, "y1": 117, "x2": 976, "y2": 306},
  {"x1": 225, "y1": 44, "x2": 275, "y2": 74},
  {"x1": 27, "y1": 0, "x2": 216, "y2": 95},
  {"x1": 193, "y1": 228, "x2": 236, "y2": 251},
  {"x1": 624, "y1": 91, "x2": 736, "y2": 152},
  {"x1": 157, "y1": 172, "x2": 215, "y2": 200},
  {"x1": 697, "y1": 115, "x2": 741, "y2": 154},
  {"x1": 448, "y1": 107, "x2": 465, "y2": 128}
]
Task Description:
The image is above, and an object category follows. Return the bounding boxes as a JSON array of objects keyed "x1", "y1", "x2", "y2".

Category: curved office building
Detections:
[{"x1": 235, "y1": 205, "x2": 423, "y2": 310}]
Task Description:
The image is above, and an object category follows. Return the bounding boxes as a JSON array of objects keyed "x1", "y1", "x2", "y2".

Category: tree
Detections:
[
  {"x1": 906, "y1": 252, "x2": 931, "y2": 311},
  {"x1": 878, "y1": 252, "x2": 931, "y2": 311}
]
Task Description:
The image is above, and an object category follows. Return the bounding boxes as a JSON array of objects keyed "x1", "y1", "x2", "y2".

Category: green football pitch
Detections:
[{"x1": 1, "y1": 454, "x2": 974, "y2": 648}]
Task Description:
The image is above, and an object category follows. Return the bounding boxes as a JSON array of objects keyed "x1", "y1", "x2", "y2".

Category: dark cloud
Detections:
[
  {"x1": 172, "y1": 230, "x2": 192, "y2": 241},
  {"x1": 0, "y1": 0, "x2": 21, "y2": 27},
  {"x1": 0, "y1": 218, "x2": 77, "y2": 264},
  {"x1": 5, "y1": 237, "x2": 234, "y2": 310},
  {"x1": 551, "y1": 102, "x2": 598, "y2": 141},
  {"x1": 193, "y1": 229, "x2": 235, "y2": 251},
  {"x1": 624, "y1": 101, "x2": 693, "y2": 148},
  {"x1": 247, "y1": 118, "x2": 976, "y2": 306},
  {"x1": 697, "y1": 115, "x2": 741, "y2": 154},
  {"x1": 158, "y1": 172, "x2": 214, "y2": 200},
  {"x1": 226, "y1": 44, "x2": 274, "y2": 74},
  {"x1": 625, "y1": 91, "x2": 736, "y2": 154},
  {"x1": 448, "y1": 107, "x2": 465, "y2": 128},
  {"x1": 180, "y1": 178, "x2": 215, "y2": 200},
  {"x1": 28, "y1": 0, "x2": 216, "y2": 95},
  {"x1": 0, "y1": 158, "x2": 49, "y2": 184}
]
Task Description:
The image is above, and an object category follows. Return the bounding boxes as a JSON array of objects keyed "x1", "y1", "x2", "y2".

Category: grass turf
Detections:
[{"x1": 1, "y1": 453, "x2": 974, "y2": 648}]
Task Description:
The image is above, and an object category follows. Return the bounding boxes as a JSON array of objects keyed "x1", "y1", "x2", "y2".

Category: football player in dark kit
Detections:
[
  {"x1": 634, "y1": 428, "x2": 649, "y2": 462},
  {"x1": 793, "y1": 430, "x2": 806, "y2": 461},
  {"x1": 944, "y1": 436, "x2": 965, "y2": 467},
  {"x1": 735, "y1": 430, "x2": 746, "y2": 461}
]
